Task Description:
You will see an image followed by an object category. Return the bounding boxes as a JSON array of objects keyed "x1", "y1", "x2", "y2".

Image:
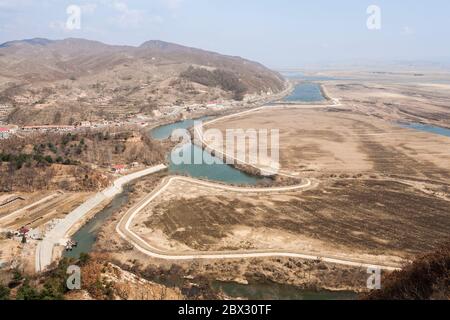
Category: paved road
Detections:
[
  {"x1": 35, "y1": 164, "x2": 167, "y2": 272},
  {"x1": 116, "y1": 176, "x2": 401, "y2": 271}
]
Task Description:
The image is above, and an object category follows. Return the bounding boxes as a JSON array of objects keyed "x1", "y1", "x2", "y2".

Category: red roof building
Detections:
[
  {"x1": 0, "y1": 127, "x2": 10, "y2": 139},
  {"x1": 19, "y1": 227, "x2": 30, "y2": 235},
  {"x1": 112, "y1": 165, "x2": 126, "y2": 173}
]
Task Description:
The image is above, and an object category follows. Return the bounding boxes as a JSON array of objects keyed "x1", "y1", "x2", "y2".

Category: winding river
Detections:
[
  {"x1": 151, "y1": 119, "x2": 262, "y2": 185},
  {"x1": 64, "y1": 84, "x2": 356, "y2": 299}
]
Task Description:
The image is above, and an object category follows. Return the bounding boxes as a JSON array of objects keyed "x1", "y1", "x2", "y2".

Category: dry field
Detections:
[
  {"x1": 326, "y1": 81, "x2": 450, "y2": 128},
  {"x1": 95, "y1": 175, "x2": 371, "y2": 292},
  {"x1": 126, "y1": 101, "x2": 450, "y2": 266},
  {"x1": 129, "y1": 178, "x2": 449, "y2": 265},
  {"x1": 206, "y1": 107, "x2": 450, "y2": 183},
  {"x1": 0, "y1": 191, "x2": 92, "y2": 230}
]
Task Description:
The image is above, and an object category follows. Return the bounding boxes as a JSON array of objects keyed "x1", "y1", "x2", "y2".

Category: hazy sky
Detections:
[{"x1": 1, "y1": 0, "x2": 449, "y2": 67}]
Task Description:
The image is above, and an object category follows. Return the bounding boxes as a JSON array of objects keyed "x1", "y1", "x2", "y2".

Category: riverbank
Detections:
[
  {"x1": 49, "y1": 83, "x2": 295, "y2": 271},
  {"x1": 113, "y1": 256, "x2": 363, "y2": 300},
  {"x1": 146, "y1": 80, "x2": 294, "y2": 137},
  {"x1": 93, "y1": 81, "x2": 449, "y2": 299},
  {"x1": 93, "y1": 178, "x2": 370, "y2": 296},
  {"x1": 35, "y1": 164, "x2": 167, "y2": 272}
]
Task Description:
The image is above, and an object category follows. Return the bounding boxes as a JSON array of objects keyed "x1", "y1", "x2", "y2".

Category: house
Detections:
[
  {"x1": 19, "y1": 227, "x2": 29, "y2": 236},
  {"x1": 112, "y1": 164, "x2": 126, "y2": 174},
  {"x1": 0, "y1": 127, "x2": 10, "y2": 139}
]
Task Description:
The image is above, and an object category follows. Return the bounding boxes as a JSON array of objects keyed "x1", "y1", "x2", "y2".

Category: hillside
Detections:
[
  {"x1": 363, "y1": 244, "x2": 450, "y2": 300},
  {"x1": 0, "y1": 128, "x2": 166, "y2": 192},
  {"x1": 0, "y1": 38, "x2": 285, "y2": 125}
]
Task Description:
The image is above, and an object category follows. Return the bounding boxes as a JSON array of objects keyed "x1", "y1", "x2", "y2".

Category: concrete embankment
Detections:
[{"x1": 35, "y1": 164, "x2": 167, "y2": 272}]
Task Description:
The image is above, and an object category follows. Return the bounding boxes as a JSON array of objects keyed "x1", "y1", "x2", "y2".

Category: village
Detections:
[
  {"x1": 0, "y1": 91, "x2": 272, "y2": 140},
  {"x1": 0, "y1": 85, "x2": 285, "y2": 276},
  {"x1": 0, "y1": 158, "x2": 147, "y2": 273},
  {"x1": 0, "y1": 188, "x2": 93, "y2": 271}
]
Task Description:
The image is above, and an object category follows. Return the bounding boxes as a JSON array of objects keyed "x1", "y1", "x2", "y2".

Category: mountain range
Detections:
[{"x1": 0, "y1": 38, "x2": 285, "y2": 125}]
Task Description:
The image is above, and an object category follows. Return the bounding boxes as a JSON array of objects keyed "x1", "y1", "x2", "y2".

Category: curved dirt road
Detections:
[
  {"x1": 117, "y1": 97, "x2": 402, "y2": 272},
  {"x1": 116, "y1": 176, "x2": 402, "y2": 271},
  {"x1": 35, "y1": 165, "x2": 167, "y2": 272},
  {"x1": 194, "y1": 99, "x2": 343, "y2": 178}
]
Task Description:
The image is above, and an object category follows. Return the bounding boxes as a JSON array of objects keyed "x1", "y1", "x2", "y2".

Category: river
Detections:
[
  {"x1": 150, "y1": 116, "x2": 212, "y2": 140},
  {"x1": 283, "y1": 82, "x2": 326, "y2": 102},
  {"x1": 65, "y1": 84, "x2": 359, "y2": 300},
  {"x1": 212, "y1": 281, "x2": 357, "y2": 300},
  {"x1": 64, "y1": 185, "x2": 133, "y2": 259},
  {"x1": 399, "y1": 122, "x2": 450, "y2": 137}
]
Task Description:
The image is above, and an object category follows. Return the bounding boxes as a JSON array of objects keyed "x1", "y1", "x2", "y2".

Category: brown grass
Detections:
[{"x1": 363, "y1": 244, "x2": 450, "y2": 300}]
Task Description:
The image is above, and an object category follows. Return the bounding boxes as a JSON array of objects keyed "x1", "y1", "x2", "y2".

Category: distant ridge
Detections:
[
  {"x1": 0, "y1": 37, "x2": 54, "y2": 48},
  {"x1": 0, "y1": 37, "x2": 285, "y2": 125}
]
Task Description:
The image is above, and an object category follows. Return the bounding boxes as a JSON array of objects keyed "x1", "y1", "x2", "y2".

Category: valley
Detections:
[{"x1": 0, "y1": 43, "x2": 449, "y2": 301}]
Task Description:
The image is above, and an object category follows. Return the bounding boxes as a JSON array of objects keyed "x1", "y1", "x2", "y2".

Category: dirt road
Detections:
[
  {"x1": 0, "y1": 192, "x2": 62, "y2": 226},
  {"x1": 35, "y1": 165, "x2": 167, "y2": 272},
  {"x1": 116, "y1": 176, "x2": 401, "y2": 271},
  {"x1": 194, "y1": 99, "x2": 344, "y2": 177}
]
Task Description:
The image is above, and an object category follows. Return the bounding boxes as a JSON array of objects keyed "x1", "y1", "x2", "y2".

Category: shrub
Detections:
[
  {"x1": 181, "y1": 66, "x2": 247, "y2": 100},
  {"x1": 363, "y1": 244, "x2": 450, "y2": 300},
  {"x1": 0, "y1": 285, "x2": 10, "y2": 300}
]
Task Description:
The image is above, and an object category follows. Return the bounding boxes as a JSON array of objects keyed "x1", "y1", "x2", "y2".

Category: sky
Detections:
[{"x1": 0, "y1": 0, "x2": 449, "y2": 68}]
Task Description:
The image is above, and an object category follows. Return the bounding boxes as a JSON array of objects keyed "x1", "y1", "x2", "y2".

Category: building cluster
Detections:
[
  {"x1": 4, "y1": 119, "x2": 146, "y2": 137},
  {"x1": 111, "y1": 162, "x2": 140, "y2": 174},
  {"x1": 21, "y1": 125, "x2": 76, "y2": 133},
  {"x1": 0, "y1": 126, "x2": 18, "y2": 139},
  {"x1": 15, "y1": 226, "x2": 42, "y2": 241},
  {"x1": 0, "y1": 93, "x2": 277, "y2": 140}
]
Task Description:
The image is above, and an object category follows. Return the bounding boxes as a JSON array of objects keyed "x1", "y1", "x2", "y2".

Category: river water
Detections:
[
  {"x1": 283, "y1": 82, "x2": 326, "y2": 102},
  {"x1": 64, "y1": 84, "x2": 359, "y2": 300},
  {"x1": 64, "y1": 185, "x2": 133, "y2": 259},
  {"x1": 151, "y1": 116, "x2": 212, "y2": 140},
  {"x1": 399, "y1": 122, "x2": 450, "y2": 137},
  {"x1": 212, "y1": 281, "x2": 357, "y2": 300},
  {"x1": 63, "y1": 116, "x2": 261, "y2": 260},
  {"x1": 167, "y1": 143, "x2": 262, "y2": 185}
]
